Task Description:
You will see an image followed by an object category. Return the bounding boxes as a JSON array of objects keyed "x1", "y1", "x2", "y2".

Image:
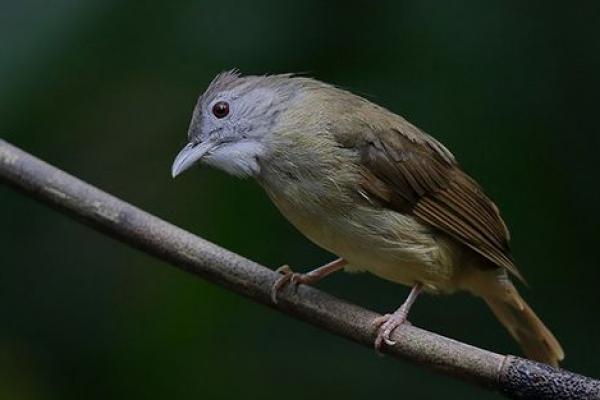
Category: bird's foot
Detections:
[
  {"x1": 372, "y1": 307, "x2": 409, "y2": 350},
  {"x1": 270, "y1": 259, "x2": 347, "y2": 304},
  {"x1": 271, "y1": 265, "x2": 312, "y2": 304},
  {"x1": 372, "y1": 283, "x2": 422, "y2": 351}
]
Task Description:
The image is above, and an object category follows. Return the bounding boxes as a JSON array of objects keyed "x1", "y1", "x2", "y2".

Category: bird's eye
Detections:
[{"x1": 212, "y1": 101, "x2": 230, "y2": 118}]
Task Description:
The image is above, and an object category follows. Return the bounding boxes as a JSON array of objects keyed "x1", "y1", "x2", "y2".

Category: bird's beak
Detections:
[{"x1": 171, "y1": 140, "x2": 217, "y2": 178}]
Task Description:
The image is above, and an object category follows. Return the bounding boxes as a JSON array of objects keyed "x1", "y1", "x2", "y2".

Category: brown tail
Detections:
[{"x1": 483, "y1": 282, "x2": 564, "y2": 366}]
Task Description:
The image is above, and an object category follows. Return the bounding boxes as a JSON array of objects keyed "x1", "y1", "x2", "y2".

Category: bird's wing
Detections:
[{"x1": 343, "y1": 125, "x2": 523, "y2": 281}]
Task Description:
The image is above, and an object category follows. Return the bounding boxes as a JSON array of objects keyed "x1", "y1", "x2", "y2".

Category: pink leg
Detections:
[
  {"x1": 372, "y1": 283, "x2": 423, "y2": 350},
  {"x1": 271, "y1": 258, "x2": 347, "y2": 304}
]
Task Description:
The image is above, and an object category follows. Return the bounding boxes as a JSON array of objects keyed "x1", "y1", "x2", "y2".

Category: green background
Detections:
[{"x1": 1, "y1": 1, "x2": 599, "y2": 399}]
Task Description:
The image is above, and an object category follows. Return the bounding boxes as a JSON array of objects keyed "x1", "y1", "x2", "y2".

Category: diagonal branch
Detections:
[{"x1": 1, "y1": 138, "x2": 598, "y2": 400}]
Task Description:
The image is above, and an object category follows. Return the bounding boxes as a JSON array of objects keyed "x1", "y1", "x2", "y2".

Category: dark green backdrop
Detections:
[{"x1": 2, "y1": 1, "x2": 599, "y2": 399}]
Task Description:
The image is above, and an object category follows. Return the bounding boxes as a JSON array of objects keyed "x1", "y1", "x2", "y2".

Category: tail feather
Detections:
[{"x1": 483, "y1": 283, "x2": 564, "y2": 367}]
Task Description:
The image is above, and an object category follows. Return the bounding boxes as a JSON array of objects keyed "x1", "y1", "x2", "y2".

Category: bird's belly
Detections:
[{"x1": 269, "y1": 193, "x2": 461, "y2": 293}]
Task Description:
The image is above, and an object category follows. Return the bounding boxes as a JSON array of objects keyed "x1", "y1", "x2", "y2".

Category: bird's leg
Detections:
[
  {"x1": 271, "y1": 258, "x2": 347, "y2": 303},
  {"x1": 372, "y1": 283, "x2": 423, "y2": 350}
]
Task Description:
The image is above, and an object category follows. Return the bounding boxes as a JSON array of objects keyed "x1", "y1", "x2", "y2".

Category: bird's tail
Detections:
[{"x1": 481, "y1": 280, "x2": 564, "y2": 367}]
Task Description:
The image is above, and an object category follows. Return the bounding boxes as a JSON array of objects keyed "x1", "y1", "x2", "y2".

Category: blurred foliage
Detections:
[{"x1": 1, "y1": 1, "x2": 599, "y2": 399}]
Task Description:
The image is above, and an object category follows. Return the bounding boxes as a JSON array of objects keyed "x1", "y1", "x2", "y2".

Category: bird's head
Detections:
[{"x1": 171, "y1": 70, "x2": 302, "y2": 179}]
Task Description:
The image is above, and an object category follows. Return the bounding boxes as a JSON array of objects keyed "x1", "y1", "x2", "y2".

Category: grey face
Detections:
[{"x1": 171, "y1": 70, "x2": 297, "y2": 178}]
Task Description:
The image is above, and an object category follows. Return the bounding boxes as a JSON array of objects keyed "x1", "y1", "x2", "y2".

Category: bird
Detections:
[{"x1": 171, "y1": 70, "x2": 564, "y2": 366}]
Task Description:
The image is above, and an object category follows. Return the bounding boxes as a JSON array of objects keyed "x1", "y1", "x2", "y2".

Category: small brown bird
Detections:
[{"x1": 172, "y1": 71, "x2": 564, "y2": 366}]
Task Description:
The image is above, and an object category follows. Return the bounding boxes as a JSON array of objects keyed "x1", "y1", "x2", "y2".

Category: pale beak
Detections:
[{"x1": 171, "y1": 140, "x2": 217, "y2": 178}]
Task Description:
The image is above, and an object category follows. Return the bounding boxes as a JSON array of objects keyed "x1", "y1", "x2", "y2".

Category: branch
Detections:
[{"x1": 1, "y1": 138, "x2": 598, "y2": 400}]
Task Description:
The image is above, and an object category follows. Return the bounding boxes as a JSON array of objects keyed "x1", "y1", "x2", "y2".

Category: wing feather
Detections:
[{"x1": 351, "y1": 128, "x2": 523, "y2": 281}]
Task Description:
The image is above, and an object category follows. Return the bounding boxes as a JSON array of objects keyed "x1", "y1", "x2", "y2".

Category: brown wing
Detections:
[{"x1": 352, "y1": 126, "x2": 524, "y2": 282}]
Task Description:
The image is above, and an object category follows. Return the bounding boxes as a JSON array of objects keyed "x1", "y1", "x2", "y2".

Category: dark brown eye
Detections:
[{"x1": 212, "y1": 101, "x2": 229, "y2": 118}]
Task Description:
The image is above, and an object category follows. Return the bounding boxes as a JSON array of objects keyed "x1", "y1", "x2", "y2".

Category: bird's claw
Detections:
[
  {"x1": 271, "y1": 265, "x2": 303, "y2": 304},
  {"x1": 372, "y1": 310, "x2": 409, "y2": 351}
]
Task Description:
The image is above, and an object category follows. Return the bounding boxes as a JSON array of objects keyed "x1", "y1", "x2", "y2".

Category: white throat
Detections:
[{"x1": 204, "y1": 140, "x2": 265, "y2": 178}]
